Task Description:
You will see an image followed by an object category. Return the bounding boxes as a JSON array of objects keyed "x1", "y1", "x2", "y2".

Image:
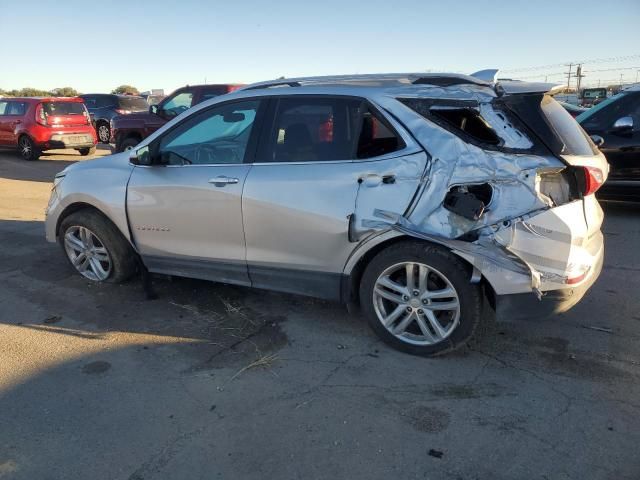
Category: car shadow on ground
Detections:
[{"x1": 0, "y1": 144, "x2": 113, "y2": 183}]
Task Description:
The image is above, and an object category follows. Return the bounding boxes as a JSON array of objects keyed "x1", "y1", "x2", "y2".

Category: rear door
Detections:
[
  {"x1": 0, "y1": 100, "x2": 11, "y2": 145},
  {"x1": 242, "y1": 95, "x2": 425, "y2": 299},
  {"x1": 126, "y1": 98, "x2": 264, "y2": 285},
  {"x1": 0, "y1": 101, "x2": 27, "y2": 145}
]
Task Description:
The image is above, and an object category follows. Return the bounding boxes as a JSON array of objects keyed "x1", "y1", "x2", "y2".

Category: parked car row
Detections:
[{"x1": 0, "y1": 84, "x2": 242, "y2": 160}]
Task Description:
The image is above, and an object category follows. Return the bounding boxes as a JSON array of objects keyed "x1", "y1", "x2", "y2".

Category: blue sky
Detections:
[{"x1": 2, "y1": 0, "x2": 639, "y2": 93}]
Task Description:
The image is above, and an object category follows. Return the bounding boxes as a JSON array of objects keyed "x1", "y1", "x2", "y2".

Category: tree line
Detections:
[{"x1": 0, "y1": 85, "x2": 140, "y2": 97}]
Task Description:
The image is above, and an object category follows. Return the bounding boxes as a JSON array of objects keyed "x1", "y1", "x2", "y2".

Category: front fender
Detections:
[{"x1": 45, "y1": 155, "x2": 134, "y2": 244}]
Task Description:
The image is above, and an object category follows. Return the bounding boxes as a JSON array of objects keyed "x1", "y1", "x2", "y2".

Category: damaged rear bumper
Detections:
[{"x1": 496, "y1": 242, "x2": 603, "y2": 320}]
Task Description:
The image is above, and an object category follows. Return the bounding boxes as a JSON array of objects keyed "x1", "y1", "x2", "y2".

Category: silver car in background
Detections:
[{"x1": 45, "y1": 72, "x2": 607, "y2": 356}]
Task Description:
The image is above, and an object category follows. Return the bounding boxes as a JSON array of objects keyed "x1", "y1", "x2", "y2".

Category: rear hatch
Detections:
[
  {"x1": 40, "y1": 100, "x2": 91, "y2": 127},
  {"x1": 495, "y1": 91, "x2": 607, "y2": 290}
]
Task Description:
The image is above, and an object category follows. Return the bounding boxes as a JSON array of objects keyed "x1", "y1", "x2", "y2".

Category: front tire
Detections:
[
  {"x1": 18, "y1": 135, "x2": 41, "y2": 161},
  {"x1": 359, "y1": 241, "x2": 482, "y2": 356},
  {"x1": 59, "y1": 210, "x2": 137, "y2": 283},
  {"x1": 120, "y1": 136, "x2": 141, "y2": 152},
  {"x1": 77, "y1": 147, "x2": 96, "y2": 156}
]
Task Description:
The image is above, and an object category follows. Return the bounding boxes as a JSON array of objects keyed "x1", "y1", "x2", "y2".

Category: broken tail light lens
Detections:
[
  {"x1": 582, "y1": 166, "x2": 605, "y2": 196},
  {"x1": 566, "y1": 267, "x2": 590, "y2": 285}
]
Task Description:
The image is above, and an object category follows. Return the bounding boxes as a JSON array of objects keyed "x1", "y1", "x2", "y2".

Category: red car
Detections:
[{"x1": 0, "y1": 97, "x2": 97, "y2": 161}]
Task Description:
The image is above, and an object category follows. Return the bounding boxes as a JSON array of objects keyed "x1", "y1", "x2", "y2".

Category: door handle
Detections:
[{"x1": 208, "y1": 176, "x2": 239, "y2": 186}]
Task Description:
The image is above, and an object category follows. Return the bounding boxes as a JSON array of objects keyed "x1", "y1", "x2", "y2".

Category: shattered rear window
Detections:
[
  {"x1": 429, "y1": 107, "x2": 500, "y2": 145},
  {"x1": 397, "y1": 97, "x2": 534, "y2": 151}
]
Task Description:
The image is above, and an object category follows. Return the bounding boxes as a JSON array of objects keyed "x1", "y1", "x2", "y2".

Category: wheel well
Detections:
[
  {"x1": 346, "y1": 235, "x2": 494, "y2": 308},
  {"x1": 124, "y1": 133, "x2": 142, "y2": 143},
  {"x1": 56, "y1": 203, "x2": 115, "y2": 239},
  {"x1": 17, "y1": 133, "x2": 32, "y2": 143}
]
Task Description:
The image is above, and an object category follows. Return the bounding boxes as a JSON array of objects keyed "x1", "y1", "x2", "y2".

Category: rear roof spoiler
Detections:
[{"x1": 470, "y1": 69, "x2": 499, "y2": 83}]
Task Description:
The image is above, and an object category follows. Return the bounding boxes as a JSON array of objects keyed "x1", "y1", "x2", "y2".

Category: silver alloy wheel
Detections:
[
  {"x1": 98, "y1": 125, "x2": 110, "y2": 143},
  {"x1": 372, "y1": 262, "x2": 460, "y2": 346},
  {"x1": 19, "y1": 137, "x2": 32, "y2": 158},
  {"x1": 63, "y1": 226, "x2": 112, "y2": 281}
]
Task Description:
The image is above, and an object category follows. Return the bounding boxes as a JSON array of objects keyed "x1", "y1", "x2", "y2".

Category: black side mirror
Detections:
[
  {"x1": 611, "y1": 116, "x2": 633, "y2": 133},
  {"x1": 590, "y1": 135, "x2": 605, "y2": 147},
  {"x1": 129, "y1": 145, "x2": 152, "y2": 166}
]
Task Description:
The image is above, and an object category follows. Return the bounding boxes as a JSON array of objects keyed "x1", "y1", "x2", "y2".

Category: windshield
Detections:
[
  {"x1": 582, "y1": 89, "x2": 606, "y2": 99},
  {"x1": 576, "y1": 93, "x2": 626, "y2": 123},
  {"x1": 117, "y1": 96, "x2": 148, "y2": 111},
  {"x1": 43, "y1": 102, "x2": 86, "y2": 115}
]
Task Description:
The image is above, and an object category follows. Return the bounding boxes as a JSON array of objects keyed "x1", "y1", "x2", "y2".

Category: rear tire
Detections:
[
  {"x1": 59, "y1": 209, "x2": 137, "y2": 283},
  {"x1": 18, "y1": 135, "x2": 40, "y2": 161},
  {"x1": 77, "y1": 147, "x2": 96, "y2": 156},
  {"x1": 359, "y1": 241, "x2": 483, "y2": 356},
  {"x1": 96, "y1": 122, "x2": 110, "y2": 143}
]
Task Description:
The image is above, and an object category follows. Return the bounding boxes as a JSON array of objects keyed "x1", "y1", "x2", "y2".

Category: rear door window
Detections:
[
  {"x1": 95, "y1": 95, "x2": 115, "y2": 108},
  {"x1": 0, "y1": 102, "x2": 7, "y2": 115},
  {"x1": 262, "y1": 96, "x2": 404, "y2": 162},
  {"x1": 5, "y1": 102, "x2": 27, "y2": 115}
]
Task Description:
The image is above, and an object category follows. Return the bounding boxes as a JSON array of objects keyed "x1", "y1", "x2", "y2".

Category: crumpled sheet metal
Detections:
[
  {"x1": 373, "y1": 89, "x2": 565, "y2": 240},
  {"x1": 361, "y1": 211, "x2": 542, "y2": 296}
]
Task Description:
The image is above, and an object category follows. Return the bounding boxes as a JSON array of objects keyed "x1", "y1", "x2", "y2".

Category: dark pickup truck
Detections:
[{"x1": 110, "y1": 84, "x2": 242, "y2": 152}]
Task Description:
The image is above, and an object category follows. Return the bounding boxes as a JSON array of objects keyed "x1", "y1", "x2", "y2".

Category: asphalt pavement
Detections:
[{"x1": 0, "y1": 147, "x2": 639, "y2": 480}]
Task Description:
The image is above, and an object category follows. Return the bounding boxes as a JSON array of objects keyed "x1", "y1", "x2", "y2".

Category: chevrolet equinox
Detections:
[{"x1": 45, "y1": 72, "x2": 607, "y2": 356}]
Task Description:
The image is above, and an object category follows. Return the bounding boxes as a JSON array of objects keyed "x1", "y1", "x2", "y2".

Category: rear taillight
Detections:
[
  {"x1": 114, "y1": 109, "x2": 131, "y2": 115},
  {"x1": 82, "y1": 106, "x2": 91, "y2": 125},
  {"x1": 582, "y1": 166, "x2": 605, "y2": 196},
  {"x1": 35, "y1": 103, "x2": 48, "y2": 126}
]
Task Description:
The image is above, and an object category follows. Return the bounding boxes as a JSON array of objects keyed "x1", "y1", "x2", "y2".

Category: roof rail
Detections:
[
  {"x1": 243, "y1": 81, "x2": 302, "y2": 91},
  {"x1": 240, "y1": 72, "x2": 495, "y2": 92},
  {"x1": 411, "y1": 76, "x2": 487, "y2": 87}
]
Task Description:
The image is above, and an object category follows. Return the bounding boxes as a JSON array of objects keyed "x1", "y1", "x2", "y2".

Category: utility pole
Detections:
[
  {"x1": 620, "y1": 73, "x2": 624, "y2": 89},
  {"x1": 565, "y1": 63, "x2": 573, "y2": 92},
  {"x1": 575, "y1": 64, "x2": 585, "y2": 94}
]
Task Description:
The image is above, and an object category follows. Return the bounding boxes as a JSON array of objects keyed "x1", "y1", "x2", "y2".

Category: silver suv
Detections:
[{"x1": 45, "y1": 72, "x2": 607, "y2": 356}]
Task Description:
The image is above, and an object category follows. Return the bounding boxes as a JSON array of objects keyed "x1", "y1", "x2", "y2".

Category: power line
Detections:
[{"x1": 501, "y1": 54, "x2": 640, "y2": 73}]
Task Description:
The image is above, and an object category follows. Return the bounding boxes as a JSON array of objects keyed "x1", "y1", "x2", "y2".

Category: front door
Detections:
[
  {"x1": 242, "y1": 95, "x2": 425, "y2": 299},
  {"x1": 127, "y1": 99, "x2": 263, "y2": 285},
  {"x1": 581, "y1": 92, "x2": 640, "y2": 182}
]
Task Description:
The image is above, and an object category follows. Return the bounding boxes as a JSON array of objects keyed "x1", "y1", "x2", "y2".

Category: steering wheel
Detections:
[{"x1": 195, "y1": 144, "x2": 218, "y2": 164}]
